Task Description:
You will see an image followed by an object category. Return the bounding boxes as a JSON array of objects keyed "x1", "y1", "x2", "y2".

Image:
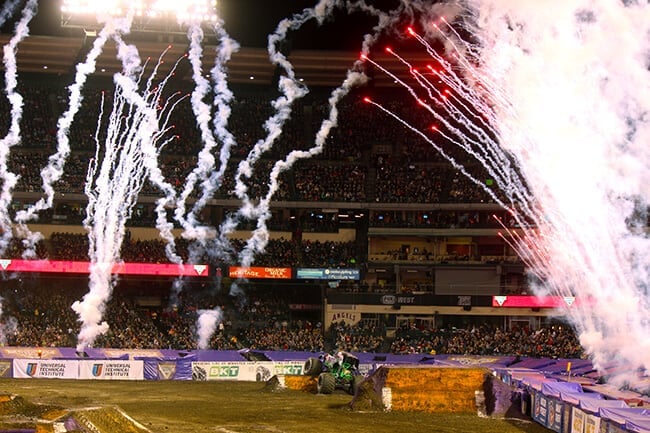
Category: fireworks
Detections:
[
  {"x1": 0, "y1": 0, "x2": 648, "y2": 389},
  {"x1": 362, "y1": 0, "x2": 650, "y2": 388}
]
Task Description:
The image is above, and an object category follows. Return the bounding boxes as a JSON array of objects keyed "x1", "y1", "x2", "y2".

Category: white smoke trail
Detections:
[
  {"x1": 0, "y1": 0, "x2": 38, "y2": 256},
  {"x1": 366, "y1": 0, "x2": 649, "y2": 389},
  {"x1": 0, "y1": 313, "x2": 18, "y2": 346},
  {"x1": 73, "y1": 60, "x2": 184, "y2": 350},
  {"x1": 196, "y1": 308, "x2": 222, "y2": 350},
  {"x1": 187, "y1": 24, "x2": 241, "y2": 275},
  {"x1": 110, "y1": 33, "x2": 185, "y2": 265},
  {"x1": 180, "y1": 22, "x2": 240, "y2": 252},
  {"x1": 70, "y1": 13, "x2": 195, "y2": 349},
  {"x1": 232, "y1": 0, "x2": 412, "y2": 267},
  {"x1": 175, "y1": 17, "x2": 241, "y2": 344},
  {"x1": 110, "y1": 32, "x2": 169, "y2": 233},
  {"x1": 171, "y1": 16, "x2": 239, "y2": 269},
  {"x1": 13, "y1": 14, "x2": 134, "y2": 256},
  {"x1": 0, "y1": 0, "x2": 21, "y2": 27}
]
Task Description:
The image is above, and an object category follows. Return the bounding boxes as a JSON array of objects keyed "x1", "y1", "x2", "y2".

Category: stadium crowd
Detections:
[
  {"x1": 4, "y1": 79, "x2": 508, "y2": 207},
  {"x1": 390, "y1": 322, "x2": 584, "y2": 359},
  {"x1": 0, "y1": 78, "x2": 587, "y2": 361},
  {"x1": 0, "y1": 280, "x2": 584, "y2": 359}
]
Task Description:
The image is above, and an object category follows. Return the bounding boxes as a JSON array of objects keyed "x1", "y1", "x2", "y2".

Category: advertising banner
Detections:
[
  {"x1": 271, "y1": 361, "x2": 304, "y2": 376},
  {"x1": 191, "y1": 361, "x2": 306, "y2": 381},
  {"x1": 79, "y1": 360, "x2": 144, "y2": 380},
  {"x1": 192, "y1": 361, "x2": 254, "y2": 381},
  {"x1": 492, "y1": 295, "x2": 587, "y2": 308},
  {"x1": 157, "y1": 361, "x2": 180, "y2": 380},
  {"x1": 13, "y1": 359, "x2": 78, "y2": 379},
  {"x1": 602, "y1": 422, "x2": 627, "y2": 433},
  {"x1": 228, "y1": 267, "x2": 291, "y2": 279},
  {"x1": 572, "y1": 407, "x2": 587, "y2": 433},
  {"x1": 584, "y1": 414, "x2": 600, "y2": 433},
  {"x1": 296, "y1": 268, "x2": 360, "y2": 280},
  {"x1": 0, "y1": 346, "x2": 77, "y2": 359},
  {"x1": 533, "y1": 391, "x2": 549, "y2": 426},
  {"x1": 546, "y1": 397, "x2": 564, "y2": 432},
  {"x1": 0, "y1": 259, "x2": 208, "y2": 277},
  {"x1": 0, "y1": 360, "x2": 12, "y2": 378},
  {"x1": 327, "y1": 310, "x2": 360, "y2": 326},
  {"x1": 564, "y1": 402, "x2": 573, "y2": 433}
]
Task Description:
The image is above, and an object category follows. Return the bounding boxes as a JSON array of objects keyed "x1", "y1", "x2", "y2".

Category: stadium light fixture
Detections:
[{"x1": 61, "y1": 0, "x2": 219, "y2": 32}]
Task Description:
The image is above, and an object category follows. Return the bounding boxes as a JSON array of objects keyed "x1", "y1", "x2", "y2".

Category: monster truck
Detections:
[{"x1": 303, "y1": 351, "x2": 363, "y2": 395}]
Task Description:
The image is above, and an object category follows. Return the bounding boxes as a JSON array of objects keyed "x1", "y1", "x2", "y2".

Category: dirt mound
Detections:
[
  {"x1": 349, "y1": 377, "x2": 384, "y2": 412},
  {"x1": 0, "y1": 394, "x2": 150, "y2": 433}
]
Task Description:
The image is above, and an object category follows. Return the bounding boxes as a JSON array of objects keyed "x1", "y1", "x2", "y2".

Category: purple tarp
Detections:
[
  {"x1": 509, "y1": 357, "x2": 557, "y2": 369},
  {"x1": 82, "y1": 348, "x2": 189, "y2": 360},
  {"x1": 520, "y1": 375, "x2": 557, "y2": 391},
  {"x1": 560, "y1": 391, "x2": 602, "y2": 405},
  {"x1": 626, "y1": 417, "x2": 650, "y2": 433},
  {"x1": 540, "y1": 359, "x2": 593, "y2": 375},
  {"x1": 193, "y1": 350, "x2": 246, "y2": 361},
  {"x1": 355, "y1": 353, "x2": 435, "y2": 364},
  {"x1": 434, "y1": 355, "x2": 516, "y2": 369},
  {"x1": 141, "y1": 354, "x2": 195, "y2": 381},
  {"x1": 579, "y1": 397, "x2": 628, "y2": 414},
  {"x1": 256, "y1": 351, "x2": 318, "y2": 361},
  {"x1": 599, "y1": 407, "x2": 650, "y2": 425},
  {"x1": 541, "y1": 381, "x2": 583, "y2": 398}
]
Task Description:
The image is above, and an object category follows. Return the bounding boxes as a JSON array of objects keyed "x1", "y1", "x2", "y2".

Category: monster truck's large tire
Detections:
[
  {"x1": 317, "y1": 372, "x2": 336, "y2": 394},
  {"x1": 303, "y1": 357, "x2": 323, "y2": 376}
]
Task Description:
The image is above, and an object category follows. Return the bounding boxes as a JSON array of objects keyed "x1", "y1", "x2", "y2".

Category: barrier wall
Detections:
[
  {"x1": 5, "y1": 358, "x2": 306, "y2": 382},
  {"x1": 508, "y1": 370, "x2": 650, "y2": 433}
]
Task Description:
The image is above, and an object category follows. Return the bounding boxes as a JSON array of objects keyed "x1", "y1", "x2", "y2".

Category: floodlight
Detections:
[{"x1": 61, "y1": 0, "x2": 219, "y2": 33}]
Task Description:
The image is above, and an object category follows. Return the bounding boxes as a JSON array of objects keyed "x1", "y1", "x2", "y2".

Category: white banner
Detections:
[
  {"x1": 79, "y1": 360, "x2": 144, "y2": 380},
  {"x1": 271, "y1": 361, "x2": 304, "y2": 377},
  {"x1": 192, "y1": 361, "x2": 253, "y2": 381},
  {"x1": 191, "y1": 361, "x2": 307, "y2": 382},
  {"x1": 13, "y1": 359, "x2": 78, "y2": 379}
]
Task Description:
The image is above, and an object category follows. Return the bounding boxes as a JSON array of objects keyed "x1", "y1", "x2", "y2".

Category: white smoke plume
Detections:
[
  {"x1": 365, "y1": 0, "x2": 650, "y2": 389},
  {"x1": 196, "y1": 308, "x2": 222, "y2": 350},
  {"x1": 0, "y1": 0, "x2": 21, "y2": 27},
  {"x1": 231, "y1": 0, "x2": 413, "y2": 267},
  {"x1": 0, "y1": 0, "x2": 38, "y2": 256},
  {"x1": 173, "y1": 17, "x2": 240, "y2": 268},
  {"x1": 178, "y1": 19, "x2": 242, "y2": 345},
  {"x1": 463, "y1": 0, "x2": 650, "y2": 388},
  {"x1": 0, "y1": 313, "x2": 18, "y2": 346},
  {"x1": 72, "y1": 29, "x2": 186, "y2": 350},
  {"x1": 13, "y1": 14, "x2": 135, "y2": 256}
]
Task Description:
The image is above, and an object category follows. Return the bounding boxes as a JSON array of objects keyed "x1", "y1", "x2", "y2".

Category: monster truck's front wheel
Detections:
[
  {"x1": 317, "y1": 372, "x2": 336, "y2": 394},
  {"x1": 303, "y1": 357, "x2": 323, "y2": 376}
]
